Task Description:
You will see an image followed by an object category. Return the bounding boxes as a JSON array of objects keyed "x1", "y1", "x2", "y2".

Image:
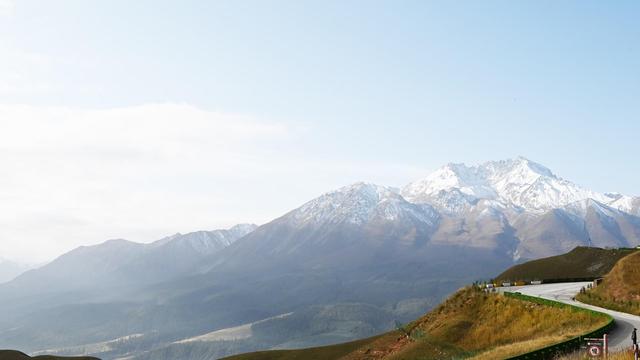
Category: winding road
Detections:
[{"x1": 502, "y1": 282, "x2": 640, "y2": 351}]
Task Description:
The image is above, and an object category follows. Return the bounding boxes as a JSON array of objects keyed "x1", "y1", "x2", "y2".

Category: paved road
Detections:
[{"x1": 501, "y1": 282, "x2": 640, "y2": 351}]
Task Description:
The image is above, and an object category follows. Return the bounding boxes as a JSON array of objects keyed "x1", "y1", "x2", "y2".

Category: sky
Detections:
[{"x1": 0, "y1": 0, "x2": 638, "y2": 263}]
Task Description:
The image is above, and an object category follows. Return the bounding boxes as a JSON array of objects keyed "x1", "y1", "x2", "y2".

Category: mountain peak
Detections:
[
  {"x1": 94, "y1": 238, "x2": 140, "y2": 249},
  {"x1": 342, "y1": 181, "x2": 394, "y2": 194},
  {"x1": 482, "y1": 157, "x2": 555, "y2": 180},
  {"x1": 402, "y1": 157, "x2": 626, "y2": 214},
  {"x1": 150, "y1": 224, "x2": 258, "y2": 255},
  {"x1": 289, "y1": 182, "x2": 434, "y2": 226},
  {"x1": 229, "y1": 223, "x2": 258, "y2": 232},
  {"x1": 400, "y1": 161, "x2": 494, "y2": 211},
  {"x1": 514, "y1": 156, "x2": 551, "y2": 175}
]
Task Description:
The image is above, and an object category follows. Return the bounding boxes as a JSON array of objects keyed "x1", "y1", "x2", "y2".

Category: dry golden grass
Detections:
[
  {"x1": 468, "y1": 335, "x2": 574, "y2": 360},
  {"x1": 557, "y1": 349, "x2": 636, "y2": 359},
  {"x1": 227, "y1": 287, "x2": 610, "y2": 360},
  {"x1": 578, "y1": 251, "x2": 640, "y2": 315},
  {"x1": 419, "y1": 288, "x2": 604, "y2": 349},
  {"x1": 346, "y1": 287, "x2": 608, "y2": 360},
  {"x1": 338, "y1": 331, "x2": 413, "y2": 360}
]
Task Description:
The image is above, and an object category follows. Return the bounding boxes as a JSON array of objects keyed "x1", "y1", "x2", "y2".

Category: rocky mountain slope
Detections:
[
  {"x1": 0, "y1": 224, "x2": 258, "y2": 351},
  {"x1": 5, "y1": 224, "x2": 257, "y2": 293},
  {"x1": 1, "y1": 157, "x2": 638, "y2": 359},
  {"x1": 403, "y1": 157, "x2": 640, "y2": 259},
  {"x1": 402, "y1": 157, "x2": 637, "y2": 214}
]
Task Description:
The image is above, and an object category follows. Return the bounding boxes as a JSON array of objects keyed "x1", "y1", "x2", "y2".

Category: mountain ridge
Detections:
[
  {"x1": 1, "y1": 157, "x2": 639, "y2": 359},
  {"x1": 402, "y1": 157, "x2": 637, "y2": 215},
  {"x1": 0, "y1": 258, "x2": 32, "y2": 284},
  {"x1": 0, "y1": 224, "x2": 257, "y2": 301}
]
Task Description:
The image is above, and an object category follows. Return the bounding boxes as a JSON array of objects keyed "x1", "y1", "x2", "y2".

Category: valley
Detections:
[
  {"x1": 3, "y1": 2, "x2": 637, "y2": 359},
  {"x1": 2, "y1": 158, "x2": 640, "y2": 359},
  {"x1": 222, "y1": 284, "x2": 611, "y2": 360},
  {"x1": 222, "y1": 247, "x2": 640, "y2": 359}
]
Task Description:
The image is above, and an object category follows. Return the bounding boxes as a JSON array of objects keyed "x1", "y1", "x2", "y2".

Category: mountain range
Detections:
[
  {"x1": 1, "y1": 157, "x2": 638, "y2": 360},
  {"x1": 0, "y1": 258, "x2": 32, "y2": 284}
]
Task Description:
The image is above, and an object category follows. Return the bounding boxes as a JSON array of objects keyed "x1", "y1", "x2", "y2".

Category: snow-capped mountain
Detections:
[
  {"x1": 402, "y1": 157, "x2": 636, "y2": 214},
  {"x1": 291, "y1": 182, "x2": 439, "y2": 227},
  {"x1": 1, "y1": 157, "x2": 637, "y2": 359},
  {"x1": 154, "y1": 224, "x2": 258, "y2": 255},
  {"x1": 4, "y1": 224, "x2": 257, "y2": 294},
  {"x1": 396, "y1": 157, "x2": 640, "y2": 259},
  {"x1": 220, "y1": 159, "x2": 639, "y2": 263}
]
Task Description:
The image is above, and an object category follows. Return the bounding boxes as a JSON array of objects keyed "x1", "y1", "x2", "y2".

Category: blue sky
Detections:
[{"x1": 0, "y1": 1, "x2": 638, "y2": 261}]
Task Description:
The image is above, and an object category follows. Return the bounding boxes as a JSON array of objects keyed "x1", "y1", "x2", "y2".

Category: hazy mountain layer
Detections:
[
  {"x1": 1, "y1": 158, "x2": 638, "y2": 359},
  {"x1": 0, "y1": 258, "x2": 31, "y2": 284}
]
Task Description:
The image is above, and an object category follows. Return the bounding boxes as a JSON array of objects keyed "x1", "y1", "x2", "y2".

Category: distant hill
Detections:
[
  {"x1": 0, "y1": 350, "x2": 99, "y2": 360},
  {"x1": 129, "y1": 302, "x2": 406, "y2": 360},
  {"x1": 578, "y1": 250, "x2": 640, "y2": 314},
  {"x1": 0, "y1": 259, "x2": 31, "y2": 284},
  {"x1": 3, "y1": 158, "x2": 640, "y2": 359},
  {"x1": 221, "y1": 287, "x2": 608, "y2": 360},
  {"x1": 495, "y1": 246, "x2": 637, "y2": 283},
  {"x1": 0, "y1": 224, "x2": 258, "y2": 353},
  {"x1": 5, "y1": 223, "x2": 257, "y2": 295}
]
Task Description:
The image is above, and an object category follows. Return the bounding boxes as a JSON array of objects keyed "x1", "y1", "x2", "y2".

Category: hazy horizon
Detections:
[
  {"x1": 1, "y1": 154, "x2": 635, "y2": 265},
  {"x1": 1, "y1": 0, "x2": 639, "y2": 263}
]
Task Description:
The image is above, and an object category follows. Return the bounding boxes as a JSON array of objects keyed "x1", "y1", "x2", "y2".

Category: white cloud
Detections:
[
  {"x1": 0, "y1": 103, "x2": 293, "y2": 262},
  {"x1": 0, "y1": 103, "x2": 423, "y2": 263}
]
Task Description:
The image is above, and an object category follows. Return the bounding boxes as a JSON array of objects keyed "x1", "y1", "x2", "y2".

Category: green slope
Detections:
[
  {"x1": 578, "y1": 250, "x2": 640, "y2": 314},
  {"x1": 495, "y1": 246, "x2": 637, "y2": 283},
  {"x1": 0, "y1": 350, "x2": 100, "y2": 360},
  {"x1": 221, "y1": 287, "x2": 609, "y2": 360},
  {"x1": 220, "y1": 335, "x2": 384, "y2": 360}
]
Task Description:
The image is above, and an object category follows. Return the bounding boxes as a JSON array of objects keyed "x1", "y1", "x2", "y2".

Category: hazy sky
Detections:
[{"x1": 1, "y1": 0, "x2": 638, "y2": 263}]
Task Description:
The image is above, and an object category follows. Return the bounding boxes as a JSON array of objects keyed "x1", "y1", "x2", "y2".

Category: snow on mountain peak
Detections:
[
  {"x1": 278, "y1": 158, "x2": 634, "y2": 235},
  {"x1": 151, "y1": 224, "x2": 257, "y2": 255},
  {"x1": 401, "y1": 162, "x2": 495, "y2": 204},
  {"x1": 497, "y1": 156, "x2": 553, "y2": 175},
  {"x1": 563, "y1": 198, "x2": 621, "y2": 219},
  {"x1": 292, "y1": 182, "x2": 398, "y2": 224},
  {"x1": 402, "y1": 157, "x2": 629, "y2": 214},
  {"x1": 227, "y1": 223, "x2": 259, "y2": 238},
  {"x1": 292, "y1": 182, "x2": 438, "y2": 226}
]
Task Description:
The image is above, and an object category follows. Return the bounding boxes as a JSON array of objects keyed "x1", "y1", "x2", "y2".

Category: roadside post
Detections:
[
  {"x1": 632, "y1": 328, "x2": 638, "y2": 360},
  {"x1": 584, "y1": 334, "x2": 608, "y2": 358}
]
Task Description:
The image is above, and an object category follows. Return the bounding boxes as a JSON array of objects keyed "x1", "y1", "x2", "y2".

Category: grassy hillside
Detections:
[
  {"x1": 559, "y1": 349, "x2": 634, "y2": 359},
  {"x1": 217, "y1": 335, "x2": 385, "y2": 360},
  {"x1": 577, "y1": 250, "x2": 640, "y2": 314},
  {"x1": 495, "y1": 246, "x2": 637, "y2": 283},
  {"x1": 223, "y1": 287, "x2": 609, "y2": 360},
  {"x1": 0, "y1": 350, "x2": 99, "y2": 360},
  {"x1": 129, "y1": 302, "x2": 417, "y2": 360}
]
